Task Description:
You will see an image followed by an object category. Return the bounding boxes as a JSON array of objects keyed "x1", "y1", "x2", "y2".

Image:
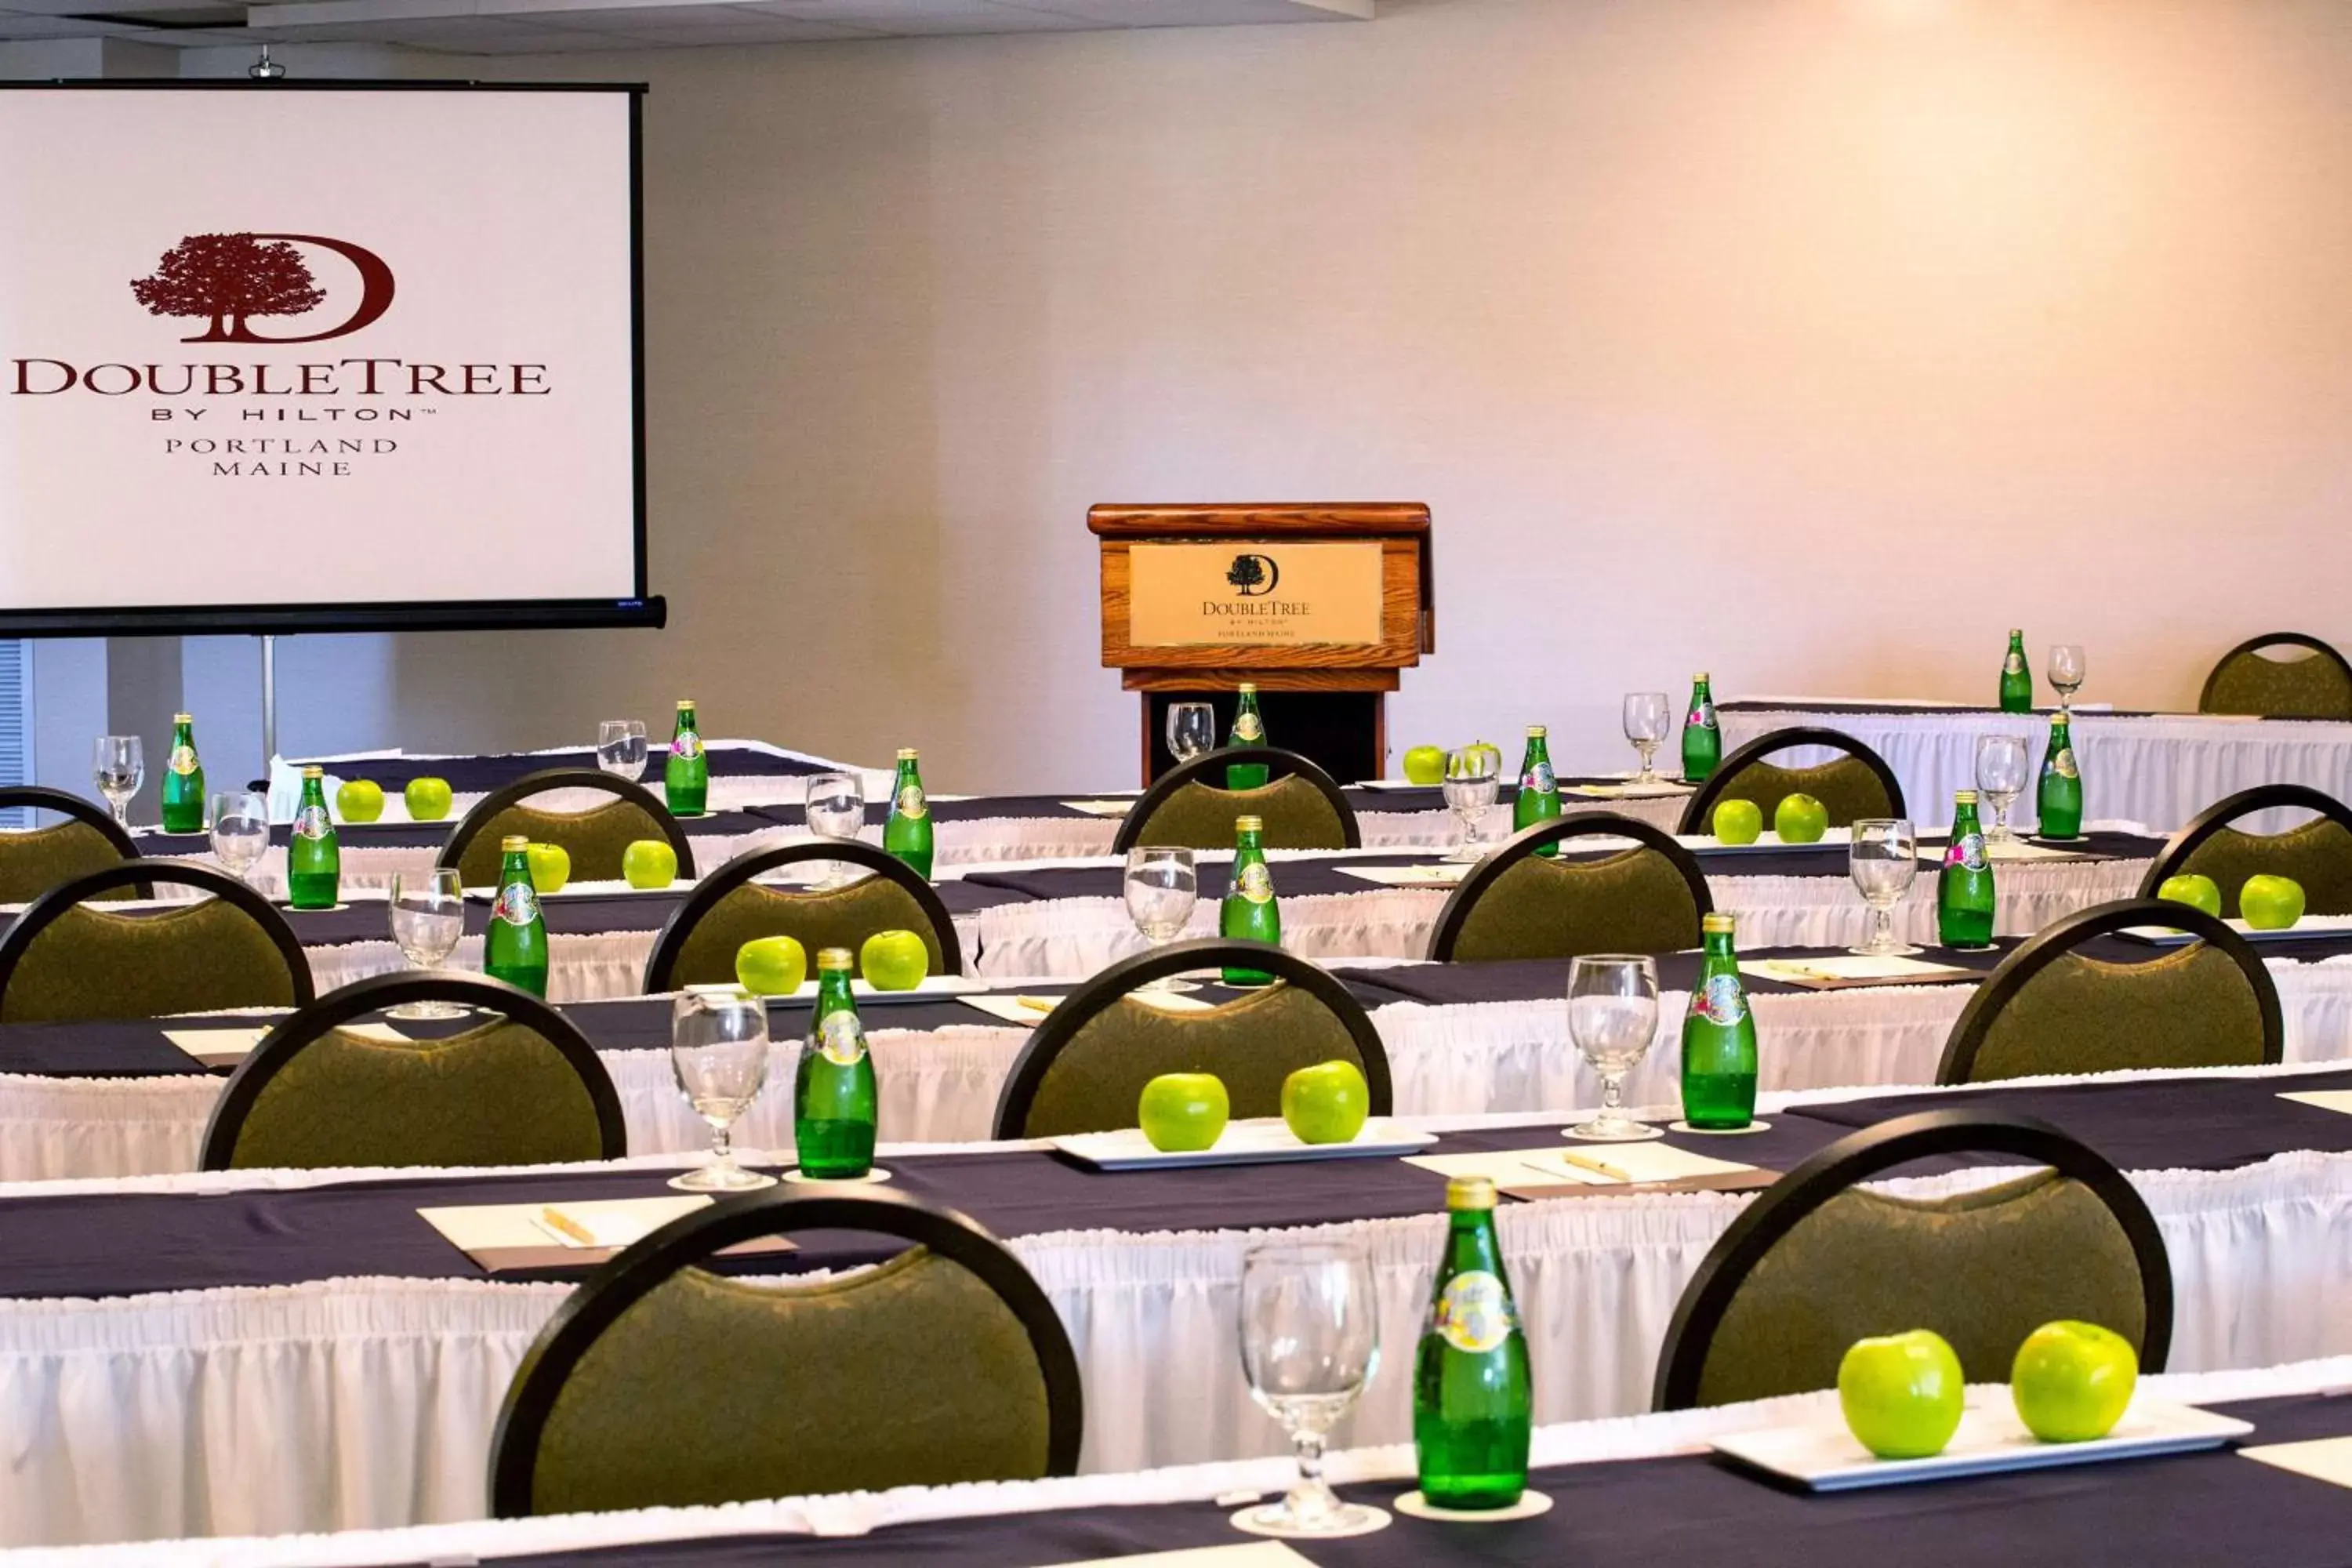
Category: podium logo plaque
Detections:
[{"x1": 1128, "y1": 541, "x2": 1383, "y2": 647}]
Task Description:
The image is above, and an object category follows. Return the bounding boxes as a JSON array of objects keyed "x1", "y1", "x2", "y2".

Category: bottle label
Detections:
[
  {"x1": 1687, "y1": 702, "x2": 1716, "y2": 730},
  {"x1": 491, "y1": 882, "x2": 540, "y2": 927},
  {"x1": 1687, "y1": 973, "x2": 1748, "y2": 1027},
  {"x1": 895, "y1": 783, "x2": 928, "y2": 819},
  {"x1": 1232, "y1": 712, "x2": 1263, "y2": 743},
  {"x1": 1431, "y1": 1271, "x2": 1515, "y2": 1354},
  {"x1": 1523, "y1": 761, "x2": 1555, "y2": 793},
  {"x1": 1237, "y1": 862, "x2": 1275, "y2": 904},
  {"x1": 816, "y1": 1010, "x2": 866, "y2": 1066},
  {"x1": 292, "y1": 804, "x2": 332, "y2": 840},
  {"x1": 2053, "y1": 748, "x2": 2078, "y2": 779},
  {"x1": 167, "y1": 745, "x2": 198, "y2": 777},
  {"x1": 2004, "y1": 652, "x2": 2025, "y2": 675},
  {"x1": 672, "y1": 733, "x2": 704, "y2": 760},
  {"x1": 1948, "y1": 832, "x2": 1989, "y2": 871}
]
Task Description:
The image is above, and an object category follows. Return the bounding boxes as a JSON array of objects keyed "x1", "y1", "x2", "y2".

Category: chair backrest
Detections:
[
  {"x1": 199, "y1": 972, "x2": 626, "y2": 1171},
  {"x1": 2198, "y1": 633, "x2": 2352, "y2": 720},
  {"x1": 641, "y1": 840, "x2": 963, "y2": 993},
  {"x1": 992, "y1": 938, "x2": 1393, "y2": 1139},
  {"x1": 1677, "y1": 727, "x2": 1905, "y2": 835},
  {"x1": 1113, "y1": 747, "x2": 1359, "y2": 853},
  {"x1": 0, "y1": 786, "x2": 144, "y2": 905},
  {"x1": 2138, "y1": 784, "x2": 2352, "y2": 918},
  {"x1": 1653, "y1": 1109, "x2": 2172, "y2": 1410},
  {"x1": 0, "y1": 860, "x2": 313, "y2": 1024},
  {"x1": 1425, "y1": 815, "x2": 1711, "y2": 963},
  {"x1": 438, "y1": 768, "x2": 695, "y2": 887},
  {"x1": 488, "y1": 1186, "x2": 1083, "y2": 1517},
  {"x1": 1937, "y1": 899, "x2": 2281, "y2": 1084}
]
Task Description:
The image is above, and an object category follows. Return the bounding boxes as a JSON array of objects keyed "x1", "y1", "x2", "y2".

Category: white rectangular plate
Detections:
[
  {"x1": 1711, "y1": 1395, "x2": 2251, "y2": 1492},
  {"x1": 2115, "y1": 914, "x2": 2352, "y2": 946},
  {"x1": 1679, "y1": 827, "x2": 1853, "y2": 851},
  {"x1": 1350, "y1": 779, "x2": 1441, "y2": 793},
  {"x1": 684, "y1": 975, "x2": 983, "y2": 1004},
  {"x1": 1051, "y1": 1117, "x2": 1436, "y2": 1171}
]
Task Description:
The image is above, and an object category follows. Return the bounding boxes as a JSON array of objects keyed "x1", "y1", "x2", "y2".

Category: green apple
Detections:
[
  {"x1": 2241, "y1": 874, "x2": 2306, "y2": 931},
  {"x1": 734, "y1": 934, "x2": 808, "y2": 997},
  {"x1": 1774, "y1": 793, "x2": 1830, "y2": 844},
  {"x1": 404, "y1": 776, "x2": 453, "y2": 822},
  {"x1": 621, "y1": 838, "x2": 678, "y2": 890},
  {"x1": 1838, "y1": 1329, "x2": 1965, "y2": 1460},
  {"x1": 1713, "y1": 798, "x2": 1764, "y2": 844},
  {"x1": 2156, "y1": 873, "x2": 2223, "y2": 920},
  {"x1": 1138, "y1": 1071, "x2": 1229, "y2": 1152},
  {"x1": 2011, "y1": 1319, "x2": 2137, "y2": 1443},
  {"x1": 1280, "y1": 1058, "x2": 1370, "y2": 1145},
  {"x1": 524, "y1": 842, "x2": 571, "y2": 895},
  {"x1": 858, "y1": 928, "x2": 931, "y2": 991},
  {"x1": 1403, "y1": 746, "x2": 1446, "y2": 786},
  {"x1": 334, "y1": 779, "x2": 384, "y2": 824}
]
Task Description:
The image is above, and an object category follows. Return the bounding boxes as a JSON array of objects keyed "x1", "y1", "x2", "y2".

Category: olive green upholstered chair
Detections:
[
  {"x1": 1653, "y1": 1110, "x2": 2172, "y2": 1410},
  {"x1": 1937, "y1": 900, "x2": 2279, "y2": 1085},
  {"x1": 0, "y1": 861, "x2": 311, "y2": 1025},
  {"x1": 993, "y1": 939, "x2": 1393, "y2": 1138},
  {"x1": 642, "y1": 840, "x2": 962, "y2": 992},
  {"x1": 199, "y1": 973, "x2": 624, "y2": 1171},
  {"x1": 1426, "y1": 815, "x2": 1711, "y2": 963},
  {"x1": 0, "y1": 786, "x2": 143, "y2": 905},
  {"x1": 2198, "y1": 633, "x2": 2352, "y2": 721},
  {"x1": 488, "y1": 1188, "x2": 1083, "y2": 1517},
  {"x1": 440, "y1": 769, "x2": 694, "y2": 888},
  {"x1": 1677, "y1": 727, "x2": 1905, "y2": 835},
  {"x1": 1113, "y1": 748, "x2": 1358, "y2": 853},
  {"x1": 2139, "y1": 785, "x2": 2352, "y2": 920}
]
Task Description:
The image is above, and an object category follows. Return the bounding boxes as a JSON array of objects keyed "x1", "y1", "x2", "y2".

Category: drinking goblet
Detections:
[
  {"x1": 1622, "y1": 692, "x2": 1672, "y2": 783},
  {"x1": 1167, "y1": 702, "x2": 1218, "y2": 766},
  {"x1": 596, "y1": 720, "x2": 649, "y2": 781},
  {"x1": 1441, "y1": 746, "x2": 1501, "y2": 862},
  {"x1": 1566, "y1": 954, "x2": 1661, "y2": 1142},
  {"x1": 1973, "y1": 734, "x2": 2029, "y2": 844},
  {"x1": 2049, "y1": 644, "x2": 2086, "y2": 711},
  {"x1": 93, "y1": 736, "x2": 143, "y2": 829},
  {"x1": 1848, "y1": 818, "x2": 1922, "y2": 956},
  {"x1": 387, "y1": 868, "x2": 469, "y2": 1018},
  {"x1": 668, "y1": 988, "x2": 777, "y2": 1192},
  {"x1": 1231, "y1": 1239, "x2": 1388, "y2": 1539},
  {"x1": 1123, "y1": 846, "x2": 1201, "y2": 992},
  {"x1": 209, "y1": 789, "x2": 270, "y2": 888}
]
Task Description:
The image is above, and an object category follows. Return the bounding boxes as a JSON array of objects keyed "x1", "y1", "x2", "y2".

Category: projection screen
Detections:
[{"x1": 0, "y1": 82, "x2": 657, "y2": 634}]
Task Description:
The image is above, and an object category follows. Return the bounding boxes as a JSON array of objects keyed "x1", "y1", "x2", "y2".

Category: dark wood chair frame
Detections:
[
  {"x1": 436, "y1": 768, "x2": 696, "y2": 880},
  {"x1": 2137, "y1": 784, "x2": 2352, "y2": 901},
  {"x1": 0, "y1": 785, "x2": 151, "y2": 898},
  {"x1": 1936, "y1": 898, "x2": 2281, "y2": 1086},
  {"x1": 2197, "y1": 632, "x2": 2352, "y2": 716},
  {"x1": 1675, "y1": 726, "x2": 1907, "y2": 835},
  {"x1": 1423, "y1": 813, "x2": 1714, "y2": 962},
  {"x1": 0, "y1": 858, "x2": 313, "y2": 1017},
  {"x1": 1111, "y1": 746, "x2": 1361, "y2": 853},
  {"x1": 1652, "y1": 1108, "x2": 2174, "y2": 1411},
  {"x1": 989, "y1": 937, "x2": 1394, "y2": 1140},
  {"x1": 198, "y1": 971, "x2": 626, "y2": 1170},
  {"x1": 487, "y1": 1185, "x2": 1085, "y2": 1517},
  {"x1": 640, "y1": 839, "x2": 964, "y2": 993}
]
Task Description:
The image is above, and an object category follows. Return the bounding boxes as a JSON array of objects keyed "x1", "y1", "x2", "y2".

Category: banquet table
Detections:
[
  {"x1": 1719, "y1": 699, "x2": 2352, "y2": 833},
  {"x1": 284, "y1": 739, "x2": 875, "y2": 818},
  {"x1": 3, "y1": 1063, "x2": 2350, "y2": 1547}
]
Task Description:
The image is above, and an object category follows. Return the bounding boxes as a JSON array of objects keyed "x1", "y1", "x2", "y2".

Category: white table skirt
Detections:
[
  {"x1": 1720, "y1": 706, "x2": 2352, "y2": 834},
  {"x1": 0, "y1": 1109, "x2": 2344, "y2": 1549}
]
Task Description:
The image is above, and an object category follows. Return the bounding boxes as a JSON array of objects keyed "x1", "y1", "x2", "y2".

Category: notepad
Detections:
[
  {"x1": 1334, "y1": 864, "x2": 1465, "y2": 887},
  {"x1": 2241, "y1": 1436, "x2": 2352, "y2": 1490},
  {"x1": 2279, "y1": 1090, "x2": 2352, "y2": 1117},
  {"x1": 418, "y1": 1194, "x2": 797, "y2": 1273},
  {"x1": 1563, "y1": 782, "x2": 1695, "y2": 799},
  {"x1": 960, "y1": 992, "x2": 1212, "y2": 1023},
  {"x1": 1057, "y1": 1544, "x2": 1315, "y2": 1568},
  {"x1": 162, "y1": 1026, "x2": 271, "y2": 1069},
  {"x1": 1061, "y1": 800, "x2": 1141, "y2": 817},
  {"x1": 1405, "y1": 1142, "x2": 1761, "y2": 1193},
  {"x1": 1740, "y1": 956, "x2": 1979, "y2": 990}
]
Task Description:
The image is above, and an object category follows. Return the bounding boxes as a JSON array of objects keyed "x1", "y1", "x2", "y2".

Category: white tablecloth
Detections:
[
  {"x1": 2, "y1": 1080, "x2": 2349, "y2": 1548},
  {"x1": 1721, "y1": 704, "x2": 2352, "y2": 833}
]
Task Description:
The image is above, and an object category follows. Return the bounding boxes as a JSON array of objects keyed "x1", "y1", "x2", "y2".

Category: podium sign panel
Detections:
[{"x1": 1127, "y1": 542, "x2": 1384, "y2": 648}]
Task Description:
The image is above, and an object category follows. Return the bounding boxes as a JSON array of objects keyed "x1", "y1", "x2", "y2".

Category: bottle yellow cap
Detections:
[
  {"x1": 1694, "y1": 671, "x2": 1711, "y2": 681},
  {"x1": 1955, "y1": 789, "x2": 1979, "y2": 804},
  {"x1": 1702, "y1": 912, "x2": 1737, "y2": 935},
  {"x1": 1236, "y1": 815, "x2": 1264, "y2": 833},
  {"x1": 501, "y1": 834, "x2": 530, "y2": 852},
  {"x1": 676, "y1": 699, "x2": 695, "y2": 710},
  {"x1": 301, "y1": 765, "x2": 323, "y2": 779},
  {"x1": 897, "y1": 747, "x2": 919, "y2": 760},
  {"x1": 1526, "y1": 724, "x2": 1547, "y2": 737},
  {"x1": 817, "y1": 946, "x2": 855, "y2": 971},
  {"x1": 1238, "y1": 682, "x2": 1258, "y2": 693},
  {"x1": 1446, "y1": 1174, "x2": 1498, "y2": 1210},
  {"x1": 172, "y1": 711, "x2": 193, "y2": 724}
]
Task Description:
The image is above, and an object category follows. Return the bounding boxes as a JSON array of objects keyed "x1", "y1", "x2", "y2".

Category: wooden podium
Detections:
[{"x1": 1089, "y1": 503, "x2": 1435, "y2": 785}]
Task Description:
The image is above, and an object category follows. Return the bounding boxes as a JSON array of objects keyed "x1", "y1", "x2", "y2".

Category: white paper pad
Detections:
[
  {"x1": 339, "y1": 1022, "x2": 412, "y2": 1045},
  {"x1": 1058, "y1": 1544, "x2": 1314, "y2": 1568},
  {"x1": 421, "y1": 1195, "x2": 712, "y2": 1254},
  {"x1": 161, "y1": 1026, "x2": 271, "y2": 1068},
  {"x1": 1740, "y1": 956, "x2": 1978, "y2": 989},
  {"x1": 1350, "y1": 779, "x2": 1442, "y2": 793},
  {"x1": 2279, "y1": 1090, "x2": 2352, "y2": 1117},
  {"x1": 1060, "y1": 800, "x2": 1142, "y2": 817},
  {"x1": 1983, "y1": 840, "x2": 2101, "y2": 862},
  {"x1": 958, "y1": 991, "x2": 1214, "y2": 1024},
  {"x1": 1564, "y1": 782, "x2": 1696, "y2": 800},
  {"x1": 1406, "y1": 1143, "x2": 1754, "y2": 1187},
  {"x1": 2241, "y1": 1435, "x2": 2352, "y2": 1490},
  {"x1": 1334, "y1": 863, "x2": 1465, "y2": 887}
]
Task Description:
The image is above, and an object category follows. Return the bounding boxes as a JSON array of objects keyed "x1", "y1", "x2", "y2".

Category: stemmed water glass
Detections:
[
  {"x1": 596, "y1": 720, "x2": 649, "y2": 781},
  {"x1": 1848, "y1": 818, "x2": 1922, "y2": 957},
  {"x1": 209, "y1": 789, "x2": 270, "y2": 888},
  {"x1": 668, "y1": 988, "x2": 778, "y2": 1192},
  {"x1": 1167, "y1": 702, "x2": 1218, "y2": 766},
  {"x1": 93, "y1": 736, "x2": 143, "y2": 829},
  {"x1": 1566, "y1": 954, "x2": 1661, "y2": 1142},
  {"x1": 1622, "y1": 692, "x2": 1672, "y2": 783},
  {"x1": 1441, "y1": 746, "x2": 1501, "y2": 862},
  {"x1": 387, "y1": 868, "x2": 469, "y2": 1018},
  {"x1": 804, "y1": 771, "x2": 866, "y2": 891},
  {"x1": 1232, "y1": 1239, "x2": 1388, "y2": 1540},
  {"x1": 2049, "y1": 644, "x2": 2085, "y2": 711},
  {"x1": 1123, "y1": 846, "x2": 1200, "y2": 992},
  {"x1": 1973, "y1": 734, "x2": 2029, "y2": 844}
]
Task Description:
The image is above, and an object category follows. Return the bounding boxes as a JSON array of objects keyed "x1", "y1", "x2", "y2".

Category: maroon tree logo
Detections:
[{"x1": 129, "y1": 232, "x2": 396, "y2": 344}]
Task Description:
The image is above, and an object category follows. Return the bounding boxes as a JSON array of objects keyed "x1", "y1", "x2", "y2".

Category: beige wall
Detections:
[{"x1": 215, "y1": 0, "x2": 2352, "y2": 785}]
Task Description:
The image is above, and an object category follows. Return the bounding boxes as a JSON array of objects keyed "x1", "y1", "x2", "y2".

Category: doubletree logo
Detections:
[
  {"x1": 129, "y1": 232, "x2": 395, "y2": 344},
  {"x1": 1226, "y1": 554, "x2": 1280, "y2": 597}
]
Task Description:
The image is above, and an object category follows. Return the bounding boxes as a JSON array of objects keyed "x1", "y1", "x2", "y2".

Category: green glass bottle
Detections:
[
  {"x1": 796, "y1": 947, "x2": 878, "y2": 1179},
  {"x1": 286, "y1": 766, "x2": 340, "y2": 910},
  {"x1": 158, "y1": 711, "x2": 205, "y2": 835},
  {"x1": 1999, "y1": 629, "x2": 2033, "y2": 713},
  {"x1": 1682, "y1": 673, "x2": 1721, "y2": 784},
  {"x1": 1680, "y1": 912, "x2": 1759, "y2": 1130},
  {"x1": 1512, "y1": 724, "x2": 1561, "y2": 858},
  {"x1": 882, "y1": 747, "x2": 935, "y2": 880},
  {"x1": 665, "y1": 699, "x2": 708, "y2": 817},
  {"x1": 482, "y1": 834, "x2": 550, "y2": 997},
  {"x1": 1412, "y1": 1174, "x2": 1532, "y2": 1511},
  {"x1": 1937, "y1": 790, "x2": 1997, "y2": 948},
  {"x1": 1225, "y1": 684, "x2": 1269, "y2": 791},
  {"x1": 2037, "y1": 712, "x2": 2082, "y2": 840},
  {"x1": 1219, "y1": 814, "x2": 1281, "y2": 985}
]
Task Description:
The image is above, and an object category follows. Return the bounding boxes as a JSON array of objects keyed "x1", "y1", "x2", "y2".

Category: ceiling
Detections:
[{"x1": 0, "y1": 0, "x2": 1370, "y2": 53}]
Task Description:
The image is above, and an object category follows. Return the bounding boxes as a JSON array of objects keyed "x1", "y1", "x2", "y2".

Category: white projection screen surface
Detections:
[{"x1": 0, "y1": 83, "x2": 655, "y2": 634}]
